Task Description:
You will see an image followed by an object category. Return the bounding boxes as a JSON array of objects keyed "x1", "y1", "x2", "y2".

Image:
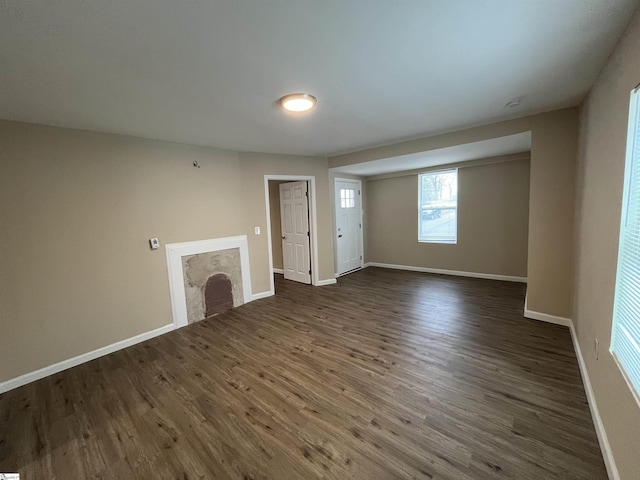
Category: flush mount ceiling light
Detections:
[{"x1": 279, "y1": 93, "x2": 317, "y2": 112}]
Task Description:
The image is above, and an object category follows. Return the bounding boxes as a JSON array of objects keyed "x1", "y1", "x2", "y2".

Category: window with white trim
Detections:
[
  {"x1": 418, "y1": 169, "x2": 458, "y2": 243},
  {"x1": 611, "y1": 85, "x2": 640, "y2": 403},
  {"x1": 340, "y1": 188, "x2": 356, "y2": 208}
]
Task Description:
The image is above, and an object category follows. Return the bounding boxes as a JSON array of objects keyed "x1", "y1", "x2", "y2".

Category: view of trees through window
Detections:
[{"x1": 418, "y1": 169, "x2": 458, "y2": 243}]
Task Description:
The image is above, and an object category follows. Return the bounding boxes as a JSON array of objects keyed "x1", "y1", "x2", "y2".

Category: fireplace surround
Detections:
[{"x1": 165, "y1": 236, "x2": 252, "y2": 328}]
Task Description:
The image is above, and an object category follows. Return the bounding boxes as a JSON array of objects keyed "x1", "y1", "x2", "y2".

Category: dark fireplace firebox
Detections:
[{"x1": 204, "y1": 273, "x2": 234, "y2": 317}]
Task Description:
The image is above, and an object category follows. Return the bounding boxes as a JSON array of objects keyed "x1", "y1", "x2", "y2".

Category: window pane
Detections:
[
  {"x1": 611, "y1": 87, "x2": 640, "y2": 402},
  {"x1": 418, "y1": 170, "x2": 458, "y2": 243},
  {"x1": 340, "y1": 188, "x2": 356, "y2": 209}
]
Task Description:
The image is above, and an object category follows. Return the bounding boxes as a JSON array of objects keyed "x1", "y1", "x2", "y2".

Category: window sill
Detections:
[
  {"x1": 611, "y1": 350, "x2": 640, "y2": 411},
  {"x1": 418, "y1": 239, "x2": 457, "y2": 245}
]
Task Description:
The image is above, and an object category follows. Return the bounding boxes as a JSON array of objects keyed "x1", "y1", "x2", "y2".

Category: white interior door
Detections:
[
  {"x1": 335, "y1": 179, "x2": 363, "y2": 276},
  {"x1": 280, "y1": 181, "x2": 311, "y2": 284}
]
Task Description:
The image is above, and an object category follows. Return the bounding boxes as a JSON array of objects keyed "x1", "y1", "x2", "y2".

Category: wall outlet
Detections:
[{"x1": 594, "y1": 338, "x2": 599, "y2": 360}]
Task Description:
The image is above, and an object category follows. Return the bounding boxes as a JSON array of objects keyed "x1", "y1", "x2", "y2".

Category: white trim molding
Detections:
[
  {"x1": 251, "y1": 291, "x2": 274, "y2": 301},
  {"x1": 523, "y1": 291, "x2": 572, "y2": 327},
  {"x1": 366, "y1": 262, "x2": 617, "y2": 477},
  {"x1": 316, "y1": 278, "x2": 338, "y2": 286},
  {"x1": 568, "y1": 323, "x2": 619, "y2": 480},
  {"x1": 524, "y1": 290, "x2": 573, "y2": 327},
  {"x1": 364, "y1": 262, "x2": 527, "y2": 283},
  {"x1": 0, "y1": 324, "x2": 174, "y2": 394},
  {"x1": 523, "y1": 309, "x2": 572, "y2": 327},
  {"x1": 165, "y1": 235, "x2": 253, "y2": 329},
  {"x1": 523, "y1": 292, "x2": 619, "y2": 480},
  {"x1": 272, "y1": 268, "x2": 284, "y2": 275},
  {"x1": 264, "y1": 175, "x2": 320, "y2": 292}
]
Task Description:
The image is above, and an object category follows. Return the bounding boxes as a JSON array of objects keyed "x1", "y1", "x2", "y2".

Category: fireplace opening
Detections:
[
  {"x1": 169, "y1": 238, "x2": 249, "y2": 327},
  {"x1": 204, "y1": 273, "x2": 234, "y2": 317}
]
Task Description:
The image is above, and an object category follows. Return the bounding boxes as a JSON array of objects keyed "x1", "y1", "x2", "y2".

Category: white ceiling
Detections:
[
  {"x1": 0, "y1": 1, "x2": 637, "y2": 156},
  {"x1": 331, "y1": 132, "x2": 532, "y2": 177}
]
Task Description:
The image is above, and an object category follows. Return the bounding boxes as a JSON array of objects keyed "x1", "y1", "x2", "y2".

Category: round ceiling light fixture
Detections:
[{"x1": 279, "y1": 93, "x2": 317, "y2": 112}]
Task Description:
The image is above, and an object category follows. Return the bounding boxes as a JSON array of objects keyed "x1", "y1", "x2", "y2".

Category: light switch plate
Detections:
[
  {"x1": 149, "y1": 238, "x2": 160, "y2": 250},
  {"x1": 254, "y1": 226, "x2": 261, "y2": 235}
]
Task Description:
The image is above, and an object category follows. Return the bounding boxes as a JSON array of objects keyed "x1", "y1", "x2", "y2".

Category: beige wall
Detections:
[
  {"x1": 330, "y1": 108, "x2": 579, "y2": 318},
  {"x1": 573, "y1": 7, "x2": 640, "y2": 479},
  {"x1": 0, "y1": 120, "x2": 333, "y2": 383},
  {"x1": 238, "y1": 153, "x2": 335, "y2": 285},
  {"x1": 366, "y1": 157, "x2": 530, "y2": 277}
]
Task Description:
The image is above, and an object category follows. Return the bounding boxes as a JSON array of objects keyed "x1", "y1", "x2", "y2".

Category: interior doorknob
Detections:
[
  {"x1": 282, "y1": 235, "x2": 286, "y2": 239},
  {"x1": 338, "y1": 234, "x2": 343, "y2": 238}
]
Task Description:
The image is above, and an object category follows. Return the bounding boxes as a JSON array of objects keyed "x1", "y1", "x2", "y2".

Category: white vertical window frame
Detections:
[
  {"x1": 418, "y1": 169, "x2": 458, "y2": 244},
  {"x1": 611, "y1": 84, "x2": 640, "y2": 407}
]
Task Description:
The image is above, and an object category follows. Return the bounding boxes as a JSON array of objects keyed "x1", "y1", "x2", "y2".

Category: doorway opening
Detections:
[{"x1": 264, "y1": 175, "x2": 320, "y2": 293}]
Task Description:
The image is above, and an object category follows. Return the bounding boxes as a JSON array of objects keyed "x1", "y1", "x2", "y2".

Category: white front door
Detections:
[
  {"x1": 335, "y1": 179, "x2": 363, "y2": 276},
  {"x1": 280, "y1": 181, "x2": 311, "y2": 284}
]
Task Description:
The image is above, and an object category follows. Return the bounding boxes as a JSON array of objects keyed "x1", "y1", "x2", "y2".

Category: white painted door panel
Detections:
[
  {"x1": 280, "y1": 181, "x2": 311, "y2": 284},
  {"x1": 335, "y1": 180, "x2": 363, "y2": 275}
]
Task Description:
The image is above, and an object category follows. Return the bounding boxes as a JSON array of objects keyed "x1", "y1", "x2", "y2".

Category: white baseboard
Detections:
[
  {"x1": 523, "y1": 291, "x2": 572, "y2": 327},
  {"x1": 524, "y1": 309, "x2": 572, "y2": 327},
  {"x1": 0, "y1": 324, "x2": 174, "y2": 394},
  {"x1": 365, "y1": 262, "x2": 527, "y2": 283},
  {"x1": 272, "y1": 268, "x2": 284, "y2": 275},
  {"x1": 524, "y1": 304, "x2": 618, "y2": 479},
  {"x1": 316, "y1": 278, "x2": 337, "y2": 286},
  {"x1": 0, "y1": 286, "x2": 275, "y2": 394},
  {"x1": 569, "y1": 323, "x2": 619, "y2": 480},
  {"x1": 0, "y1": 282, "x2": 619, "y2": 480},
  {"x1": 251, "y1": 290, "x2": 274, "y2": 301}
]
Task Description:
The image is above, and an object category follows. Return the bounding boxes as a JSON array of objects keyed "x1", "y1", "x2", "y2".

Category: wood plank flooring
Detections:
[{"x1": 0, "y1": 268, "x2": 607, "y2": 479}]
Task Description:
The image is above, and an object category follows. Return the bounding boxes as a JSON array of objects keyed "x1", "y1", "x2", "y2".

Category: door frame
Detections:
[
  {"x1": 264, "y1": 175, "x2": 319, "y2": 292},
  {"x1": 334, "y1": 177, "x2": 364, "y2": 276}
]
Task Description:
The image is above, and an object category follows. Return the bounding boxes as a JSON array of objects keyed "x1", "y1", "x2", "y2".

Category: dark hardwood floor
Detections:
[{"x1": 0, "y1": 268, "x2": 606, "y2": 479}]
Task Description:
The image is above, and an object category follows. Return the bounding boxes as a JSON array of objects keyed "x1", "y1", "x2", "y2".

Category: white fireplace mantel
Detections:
[{"x1": 165, "y1": 235, "x2": 252, "y2": 328}]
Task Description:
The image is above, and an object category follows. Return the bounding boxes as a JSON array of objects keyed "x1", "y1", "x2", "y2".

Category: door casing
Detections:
[{"x1": 264, "y1": 175, "x2": 320, "y2": 293}]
